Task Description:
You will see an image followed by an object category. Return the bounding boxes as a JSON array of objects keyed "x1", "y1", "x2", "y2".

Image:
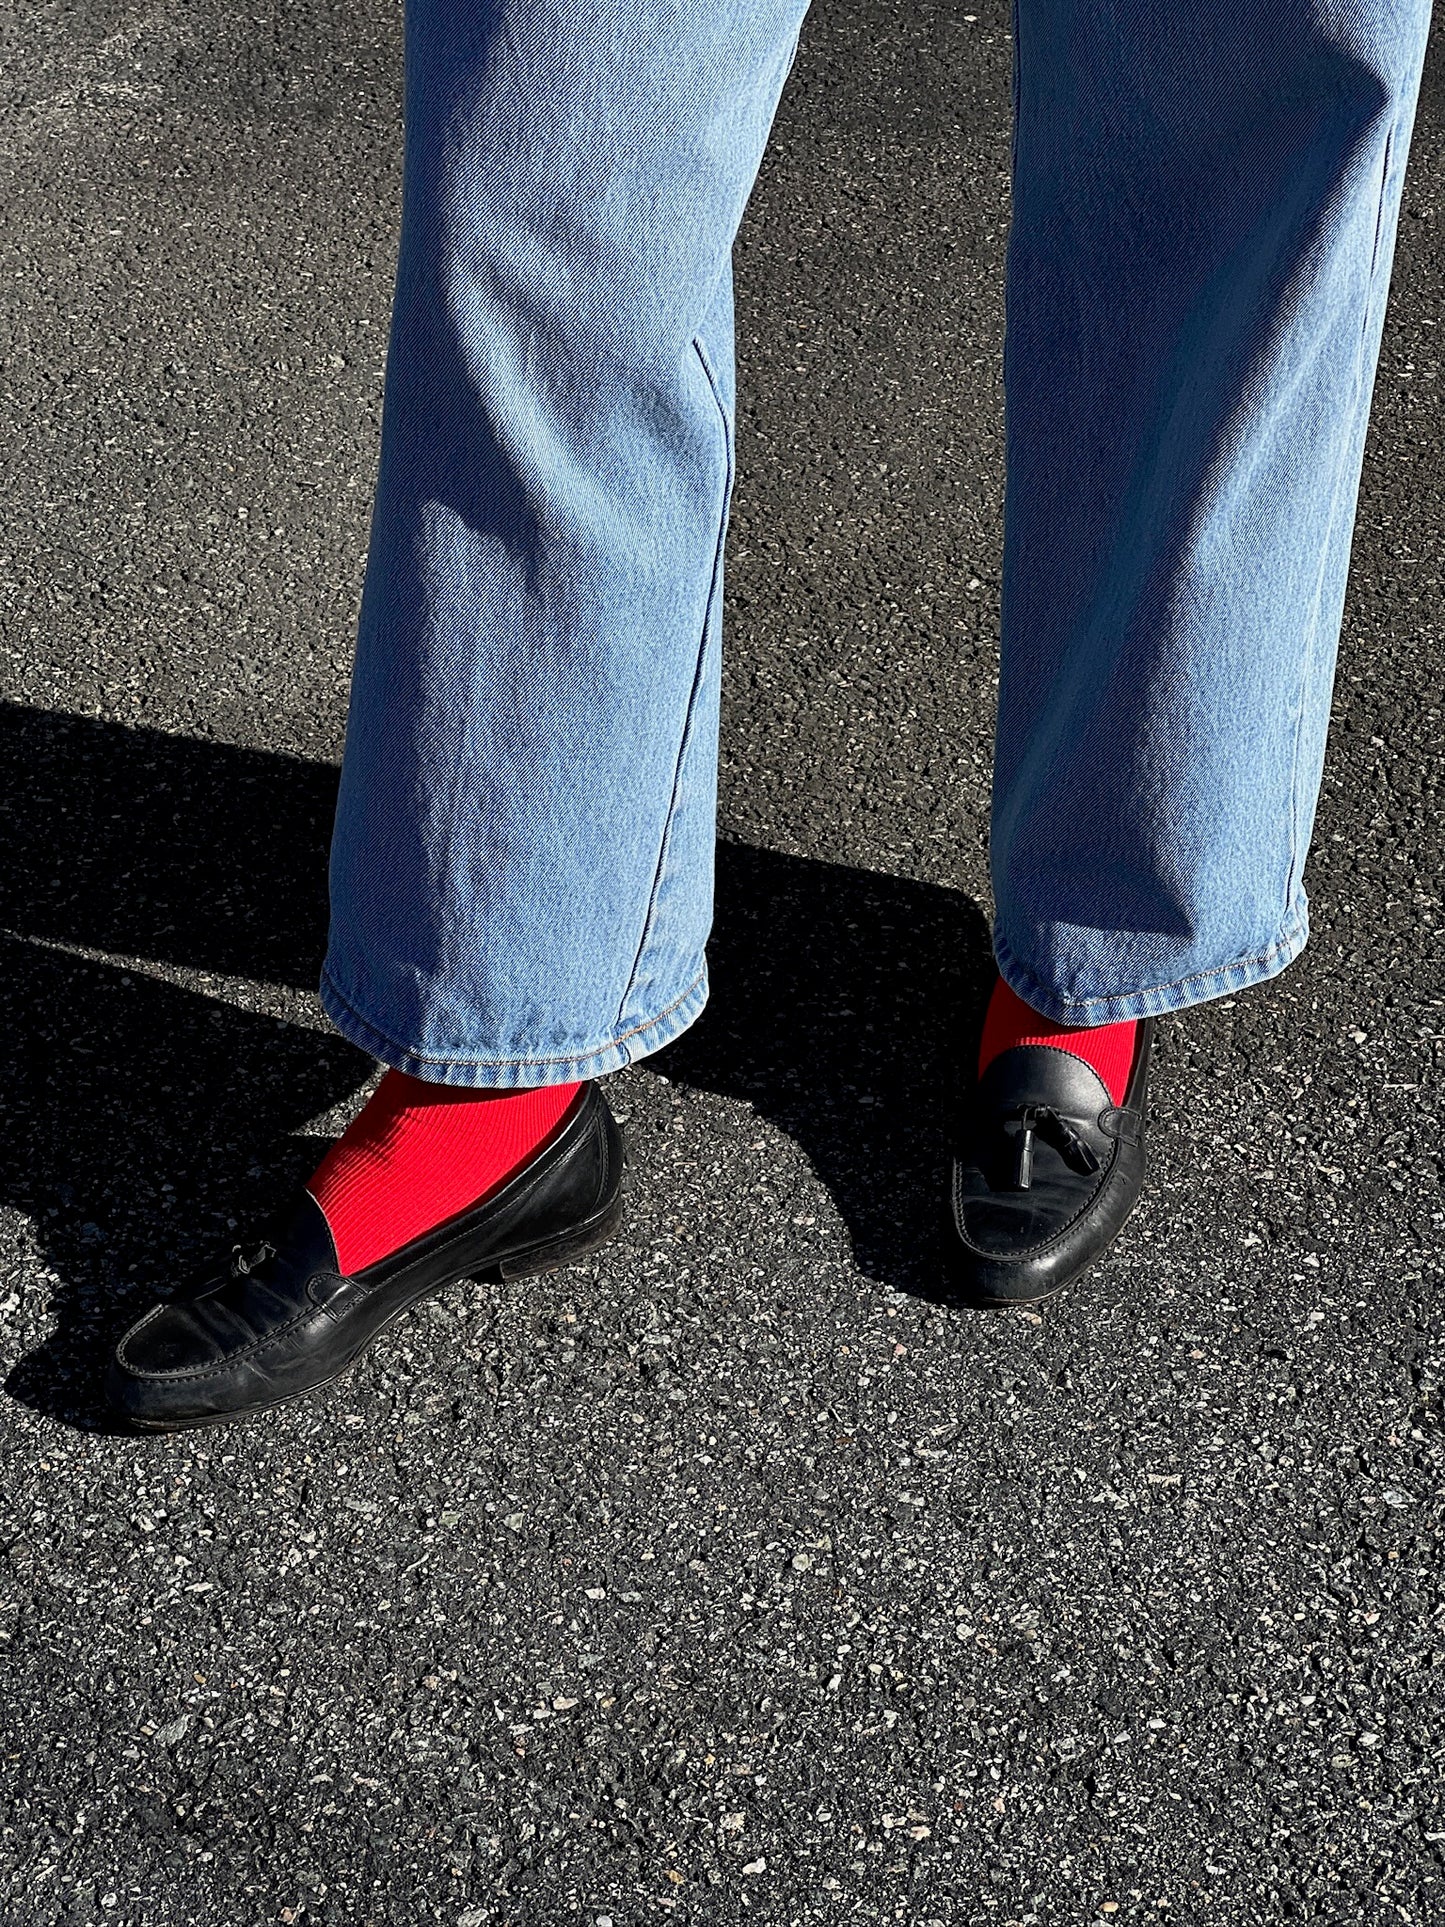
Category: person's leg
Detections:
[
  {"x1": 994, "y1": 0, "x2": 1432, "y2": 1023},
  {"x1": 323, "y1": 0, "x2": 808, "y2": 1091},
  {"x1": 108, "y1": 0, "x2": 810, "y2": 1429},
  {"x1": 951, "y1": 0, "x2": 1433, "y2": 1304}
]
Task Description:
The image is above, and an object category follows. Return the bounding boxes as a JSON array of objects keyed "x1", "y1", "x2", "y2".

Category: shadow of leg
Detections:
[
  {"x1": 0, "y1": 701, "x2": 338, "y2": 987},
  {"x1": 0, "y1": 707, "x2": 377, "y2": 1428},
  {"x1": 0, "y1": 709, "x2": 999, "y2": 1426},
  {"x1": 661, "y1": 842, "x2": 994, "y2": 1297}
]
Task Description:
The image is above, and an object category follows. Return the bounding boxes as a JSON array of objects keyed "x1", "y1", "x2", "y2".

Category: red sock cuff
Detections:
[
  {"x1": 978, "y1": 979, "x2": 1137, "y2": 1107},
  {"x1": 309, "y1": 1073, "x2": 581, "y2": 1274}
]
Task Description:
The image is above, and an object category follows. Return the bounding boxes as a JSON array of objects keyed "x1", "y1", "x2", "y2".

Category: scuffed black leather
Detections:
[
  {"x1": 108, "y1": 1081, "x2": 623, "y2": 1429},
  {"x1": 946, "y1": 1020, "x2": 1154, "y2": 1306}
]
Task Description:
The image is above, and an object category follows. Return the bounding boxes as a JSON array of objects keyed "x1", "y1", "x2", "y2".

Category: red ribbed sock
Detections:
[
  {"x1": 979, "y1": 978, "x2": 1137, "y2": 1105},
  {"x1": 308, "y1": 1072, "x2": 581, "y2": 1274}
]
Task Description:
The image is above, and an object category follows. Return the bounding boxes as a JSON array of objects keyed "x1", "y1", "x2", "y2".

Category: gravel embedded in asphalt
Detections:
[{"x1": 1, "y1": 2, "x2": 1443, "y2": 1923}]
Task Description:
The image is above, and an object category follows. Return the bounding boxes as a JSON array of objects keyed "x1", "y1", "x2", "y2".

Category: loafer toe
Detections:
[{"x1": 114, "y1": 1300, "x2": 228, "y2": 1379}]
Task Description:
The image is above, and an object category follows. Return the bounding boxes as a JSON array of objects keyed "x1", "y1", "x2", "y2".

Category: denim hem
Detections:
[
  {"x1": 318, "y1": 963, "x2": 709, "y2": 1089},
  {"x1": 992, "y1": 903, "x2": 1309, "y2": 1027}
]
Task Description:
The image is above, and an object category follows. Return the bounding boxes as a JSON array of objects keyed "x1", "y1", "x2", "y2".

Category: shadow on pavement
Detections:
[
  {"x1": 668, "y1": 844, "x2": 992, "y2": 1296},
  {"x1": 0, "y1": 702, "x2": 991, "y2": 1431}
]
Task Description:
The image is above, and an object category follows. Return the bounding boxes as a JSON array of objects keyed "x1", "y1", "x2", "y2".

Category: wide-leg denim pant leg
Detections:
[
  {"x1": 323, "y1": 0, "x2": 809, "y2": 1087},
  {"x1": 990, "y1": 0, "x2": 1434, "y2": 1026}
]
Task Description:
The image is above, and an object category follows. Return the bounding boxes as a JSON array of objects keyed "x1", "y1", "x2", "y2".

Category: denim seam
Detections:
[
  {"x1": 782, "y1": 20, "x2": 805, "y2": 82},
  {"x1": 1008, "y1": 0, "x2": 1021, "y2": 179},
  {"x1": 1282, "y1": 124, "x2": 1396, "y2": 915},
  {"x1": 995, "y1": 902, "x2": 1307, "y2": 1017},
  {"x1": 613, "y1": 333, "x2": 733, "y2": 1031},
  {"x1": 321, "y1": 960, "x2": 707, "y2": 1073}
]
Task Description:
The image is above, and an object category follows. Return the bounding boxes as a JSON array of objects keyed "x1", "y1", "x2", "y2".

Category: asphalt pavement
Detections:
[{"x1": 1, "y1": 2, "x2": 1443, "y2": 1923}]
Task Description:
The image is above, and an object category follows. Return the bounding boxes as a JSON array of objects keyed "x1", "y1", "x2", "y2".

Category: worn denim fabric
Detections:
[
  {"x1": 324, "y1": 0, "x2": 1433, "y2": 1083},
  {"x1": 990, "y1": 0, "x2": 1434, "y2": 1023},
  {"x1": 324, "y1": 0, "x2": 809, "y2": 1086}
]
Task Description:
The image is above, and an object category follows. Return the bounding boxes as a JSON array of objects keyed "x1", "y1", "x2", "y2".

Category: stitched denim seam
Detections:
[
  {"x1": 1283, "y1": 123, "x2": 1396, "y2": 915},
  {"x1": 614, "y1": 334, "x2": 733, "y2": 1030},
  {"x1": 997, "y1": 908, "x2": 1305, "y2": 1014},
  {"x1": 1008, "y1": 0, "x2": 1021, "y2": 180},
  {"x1": 321, "y1": 961, "x2": 706, "y2": 1070}
]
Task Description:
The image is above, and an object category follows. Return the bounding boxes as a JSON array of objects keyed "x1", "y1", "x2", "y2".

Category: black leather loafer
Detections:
[
  {"x1": 108, "y1": 1081, "x2": 623, "y2": 1430},
  {"x1": 945, "y1": 1020, "x2": 1154, "y2": 1306}
]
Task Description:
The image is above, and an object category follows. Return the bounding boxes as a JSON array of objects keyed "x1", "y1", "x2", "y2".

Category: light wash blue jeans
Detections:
[{"x1": 323, "y1": 0, "x2": 1434, "y2": 1086}]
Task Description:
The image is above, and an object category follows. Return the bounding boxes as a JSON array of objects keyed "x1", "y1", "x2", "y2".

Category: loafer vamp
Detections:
[
  {"x1": 117, "y1": 1288, "x2": 304, "y2": 1377},
  {"x1": 109, "y1": 1192, "x2": 350, "y2": 1421},
  {"x1": 948, "y1": 1028, "x2": 1153, "y2": 1305},
  {"x1": 953, "y1": 1048, "x2": 1118, "y2": 1255}
]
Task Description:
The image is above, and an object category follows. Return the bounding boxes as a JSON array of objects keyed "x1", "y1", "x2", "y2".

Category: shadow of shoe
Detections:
[
  {"x1": 0, "y1": 932, "x2": 369, "y2": 1430},
  {"x1": 0, "y1": 703, "x2": 993, "y2": 1428}
]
